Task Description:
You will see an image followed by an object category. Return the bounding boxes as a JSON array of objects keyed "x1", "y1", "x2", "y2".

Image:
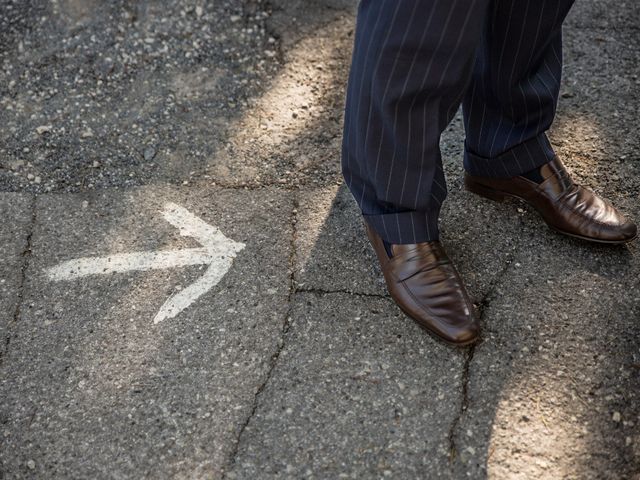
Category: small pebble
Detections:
[
  {"x1": 143, "y1": 147, "x2": 156, "y2": 161},
  {"x1": 36, "y1": 125, "x2": 52, "y2": 135}
]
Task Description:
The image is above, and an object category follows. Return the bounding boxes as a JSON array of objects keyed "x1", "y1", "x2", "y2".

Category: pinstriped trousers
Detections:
[{"x1": 341, "y1": 0, "x2": 575, "y2": 244}]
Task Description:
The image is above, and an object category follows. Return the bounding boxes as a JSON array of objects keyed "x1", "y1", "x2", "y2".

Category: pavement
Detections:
[{"x1": 0, "y1": 0, "x2": 638, "y2": 478}]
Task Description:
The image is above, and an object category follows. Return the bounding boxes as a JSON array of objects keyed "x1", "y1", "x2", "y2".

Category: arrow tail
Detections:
[{"x1": 46, "y1": 248, "x2": 213, "y2": 281}]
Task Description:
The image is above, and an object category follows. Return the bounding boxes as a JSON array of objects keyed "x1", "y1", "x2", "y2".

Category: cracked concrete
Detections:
[
  {"x1": 223, "y1": 194, "x2": 300, "y2": 477},
  {"x1": 0, "y1": 186, "x2": 295, "y2": 478},
  {"x1": 448, "y1": 345, "x2": 476, "y2": 464},
  {"x1": 0, "y1": 193, "x2": 35, "y2": 361},
  {"x1": 0, "y1": 0, "x2": 638, "y2": 478},
  {"x1": 450, "y1": 237, "x2": 640, "y2": 479},
  {"x1": 226, "y1": 292, "x2": 466, "y2": 479}
]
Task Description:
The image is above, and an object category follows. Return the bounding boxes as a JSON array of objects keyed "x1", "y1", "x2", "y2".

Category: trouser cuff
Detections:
[
  {"x1": 363, "y1": 206, "x2": 441, "y2": 244},
  {"x1": 464, "y1": 133, "x2": 555, "y2": 178}
]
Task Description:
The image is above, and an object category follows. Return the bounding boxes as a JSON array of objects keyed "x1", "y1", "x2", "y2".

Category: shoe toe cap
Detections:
[
  {"x1": 620, "y1": 219, "x2": 638, "y2": 241},
  {"x1": 599, "y1": 217, "x2": 638, "y2": 243},
  {"x1": 438, "y1": 305, "x2": 480, "y2": 345},
  {"x1": 451, "y1": 321, "x2": 480, "y2": 345}
]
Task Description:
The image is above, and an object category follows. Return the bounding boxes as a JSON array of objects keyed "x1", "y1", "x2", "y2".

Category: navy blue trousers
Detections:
[{"x1": 342, "y1": 0, "x2": 575, "y2": 243}]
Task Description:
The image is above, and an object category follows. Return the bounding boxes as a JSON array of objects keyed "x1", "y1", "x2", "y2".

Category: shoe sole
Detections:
[{"x1": 464, "y1": 177, "x2": 638, "y2": 245}]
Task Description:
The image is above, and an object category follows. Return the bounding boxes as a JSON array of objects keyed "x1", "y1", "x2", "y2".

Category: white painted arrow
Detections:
[{"x1": 45, "y1": 202, "x2": 245, "y2": 324}]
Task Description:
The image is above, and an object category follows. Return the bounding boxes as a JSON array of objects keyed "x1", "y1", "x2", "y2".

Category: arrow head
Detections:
[{"x1": 153, "y1": 203, "x2": 246, "y2": 323}]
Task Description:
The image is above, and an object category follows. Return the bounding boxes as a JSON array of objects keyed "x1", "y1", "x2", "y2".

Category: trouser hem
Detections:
[
  {"x1": 464, "y1": 133, "x2": 555, "y2": 178},
  {"x1": 363, "y1": 206, "x2": 441, "y2": 244}
]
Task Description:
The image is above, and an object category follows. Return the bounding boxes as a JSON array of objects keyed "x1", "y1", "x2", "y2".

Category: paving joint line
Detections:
[
  {"x1": 447, "y1": 343, "x2": 476, "y2": 465},
  {"x1": 222, "y1": 193, "x2": 300, "y2": 478},
  {"x1": 0, "y1": 180, "x2": 344, "y2": 196},
  {"x1": 1, "y1": 194, "x2": 37, "y2": 367},
  {"x1": 295, "y1": 286, "x2": 390, "y2": 299}
]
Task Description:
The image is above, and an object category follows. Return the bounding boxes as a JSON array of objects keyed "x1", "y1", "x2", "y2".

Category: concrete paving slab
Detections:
[
  {"x1": 228, "y1": 292, "x2": 466, "y2": 479},
  {"x1": 0, "y1": 186, "x2": 293, "y2": 478},
  {"x1": 450, "y1": 235, "x2": 640, "y2": 479},
  {"x1": 0, "y1": 193, "x2": 33, "y2": 357}
]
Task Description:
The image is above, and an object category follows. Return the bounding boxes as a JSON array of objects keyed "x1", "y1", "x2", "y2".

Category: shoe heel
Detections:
[{"x1": 464, "y1": 176, "x2": 506, "y2": 203}]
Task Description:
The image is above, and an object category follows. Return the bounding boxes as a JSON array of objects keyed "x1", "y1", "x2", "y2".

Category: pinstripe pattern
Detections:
[
  {"x1": 342, "y1": 0, "x2": 576, "y2": 244},
  {"x1": 462, "y1": 0, "x2": 574, "y2": 178}
]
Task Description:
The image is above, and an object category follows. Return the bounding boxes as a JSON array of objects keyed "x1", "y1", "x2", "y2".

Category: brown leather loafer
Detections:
[
  {"x1": 465, "y1": 157, "x2": 637, "y2": 244},
  {"x1": 365, "y1": 222, "x2": 480, "y2": 346}
]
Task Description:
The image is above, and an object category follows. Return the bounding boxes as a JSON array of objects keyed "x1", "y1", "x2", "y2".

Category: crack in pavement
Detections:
[
  {"x1": 446, "y1": 240, "x2": 522, "y2": 466},
  {"x1": 222, "y1": 194, "x2": 300, "y2": 478},
  {"x1": 448, "y1": 344, "x2": 476, "y2": 464},
  {"x1": 1, "y1": 194, "x2": 37, "y2": 367}
]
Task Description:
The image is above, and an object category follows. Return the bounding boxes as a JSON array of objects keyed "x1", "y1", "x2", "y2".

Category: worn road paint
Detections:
[{"x1": 45, "y1": 202, "x2": 246, "y2": 323}]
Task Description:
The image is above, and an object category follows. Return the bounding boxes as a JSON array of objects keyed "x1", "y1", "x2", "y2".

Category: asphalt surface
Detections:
[{"x1": 1, "y1": 0, "x2": 639, "y2": 478}]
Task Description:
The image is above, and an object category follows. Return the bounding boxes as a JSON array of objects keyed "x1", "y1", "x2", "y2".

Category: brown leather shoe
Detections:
[
  {"x1": 365, "y1": 222, "x2": 480, "y2": 346},
  {"x1": 465, "y1": 157, "x2": 637, "y2": 244}
]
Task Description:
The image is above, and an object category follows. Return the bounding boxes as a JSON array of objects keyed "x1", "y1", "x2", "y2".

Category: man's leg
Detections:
[
  {"x1": 462, "y1": 0, "x2": 637, "y2": 244},
  {"x1": 341, "y1": 0, "x2": 492, "y2": 346},
  {"x1": 462, "y1": 0, "x2": 574, "y2": 177},
  {"x1": 342, "y1": 0, "x2": 490, "y2": 244}
]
